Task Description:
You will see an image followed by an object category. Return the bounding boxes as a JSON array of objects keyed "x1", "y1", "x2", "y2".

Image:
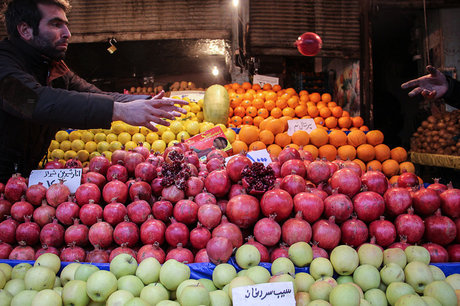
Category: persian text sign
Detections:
[
  {"x1": 246, "y1": 149, "x2": 272, "y2": 166},
  {"x1": 253, "y1": 74, "x2": 279, "y2": 87},
  {"x1": 29, "y1": 168, "x2": 82, "y2": 193},
  {"x1": 232, "y1": 282, "x2": 295, "y2": 306},
  {"x1": 287, "y1": 119, "x2": 317, "y2": 136}
]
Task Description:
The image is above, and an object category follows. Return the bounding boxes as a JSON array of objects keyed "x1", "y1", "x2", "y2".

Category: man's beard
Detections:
[{"x1": 31, "y1": 35, "x2": 66, "y2": 60}]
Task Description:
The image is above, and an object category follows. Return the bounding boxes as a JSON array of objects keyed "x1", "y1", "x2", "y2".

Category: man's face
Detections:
[{"x1": 31, "y1": 3, "x2": 71, "y2": 60}]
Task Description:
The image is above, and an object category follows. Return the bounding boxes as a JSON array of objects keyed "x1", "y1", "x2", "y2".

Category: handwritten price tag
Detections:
[
  {"x1": 246, "y1": 149, "x2": 272, "y2": 166},
  {"x1": 232, "y1": 282, "x2": 295, "y2": 306},
  {"x1": 253, "y1": 74, "x2": 279, "y2": 87},
  {"x1": 170, "y1": 90, "x2": 205, "y2": 102},
  {"x1": 29, "y1": 169, "x2": 82, "y2": 194},
  {"x1": 287, "y1": 119, "x2": 317, "y2": 136}
]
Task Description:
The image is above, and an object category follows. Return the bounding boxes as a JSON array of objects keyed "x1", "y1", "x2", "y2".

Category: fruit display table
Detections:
[
  {"x1": 410, "y1": 152, "x2": 460, "y2": 169},
  {"x1": 1, "y1": 258, "x2": 459, "y2": 279}
]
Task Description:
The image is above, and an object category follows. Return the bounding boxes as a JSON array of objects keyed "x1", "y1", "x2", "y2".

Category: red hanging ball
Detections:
[{"x1": 295, "y1": 32, "x2": 322, "y2": 56}]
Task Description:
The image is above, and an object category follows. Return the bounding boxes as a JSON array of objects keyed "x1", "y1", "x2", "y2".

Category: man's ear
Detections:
[{"x1": 17, "y1": 22, "x2": 34, "y2": 41}]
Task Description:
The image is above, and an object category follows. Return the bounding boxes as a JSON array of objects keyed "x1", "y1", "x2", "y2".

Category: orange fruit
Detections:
[
  {"x1": 328, "y1": 130, "x2": 347, "y2": 147},
  {"x1": 382, "y1": 159, "x2": 400, "y2": 177},
  {"x1": 257, "y1": 108, "x2": 269, "y2": 118},
  {"x1": 375, "y1": 144, "x2": 391, "y2": 162},
  {"x1": 230, "y1": 97, "x2": 241, "y2": 108},
  {"x1": 318, "y1": 144, "x2": 337, "y2": 161},
  {"x1": 233, "y1": 106, "x2": 245, "y2": 117},
  {"x1": 324, "y1": 116, "x2": 338, "y2": 129},
  {"x1": 282, "y1": 107, "x2": 295, "y2": 117},
  {"x1": 360, "y1": 125, "x2": 369, "y2": 132},
  {"x1": 276, "y1": 98, "x2": 288, "y2": 109},
  {"x1": 242, "y1": 115, "x2": 253, "y2": 125},
  {"x1": 291, "y1": 130, "x2": 310, "y2": 146},
  {"x1": 299, "y1": 90, "x2": 308, "y2": 96},
  {"x1": 352, "y1": 159, "x2": 367, "y2": 174},
  {"x1": 337, "y1": 145, "x2": 356, "y2": 160},
  {"x1": 266, "y1": 118, "x2": 284, "y2": 134},
  {"x1": 252, "y1": 98, "x2": 265, "y2": 109},
  {"x1": 228, "y1": 107, "x2": 233, "y2": 117},
  {"x1": 267, "y1": 144, "x2": 282, "y2": 157},
  {"x1": 265, "y1": 91, "x2": 277, "y2": 101},
  {"x1": 231, "y1": 83, "x2": 240, "y2": 90},
  {"x1": 249, "y1": 141, "x2": 266, "y2": 151},
  {"x1": 331, "y1": 106, "x2": 343, "y2": 118},
  {"x1": 295, "y1": 105, "x2": 308, "y2": 117},
  {"x1": 287, "y1": 96, "x2": 299, "y2": 108},
  {"x1": 239, "y1": 125, "x2": 259, "y2": 145},
  {"x1": 242, "y1": 82, "x2": 252, "y2": 90},
  {"x1": 232, "y1": 140, "x2": 248, "y2": 154},
  {"x1": 236, "y1": 87, "x2": 245, "y2": 94},
  {"x1": 271, "y1": 107, "x2": 282, "y2": 118},
  {"x1": 366, "y1": 130, "x2": 384, "y2": 146},
  {"x1": 342, "y1": 110, "x2": 350, "y2": 117},
  {"x1": 231, "y1": 116, "x2": 243, "y2": 126},
  {"x1": 390, "y1": 147, "x2": 408, "y2": 163},
  {"x1": 367, "y1": 160, "x2": 383, "y2": 172},
  {"x1": 309, "y1": 128, "x2": 329, "y2": 147},
  {"x1": 252, "y1": 84, "x2": 261, "y2": 90},
  {"x1": 321, "y1": 93, "x2": 332, "y2": 102},
  {"x1": 262, "y1": 83, "x2": 272, "y2": 91},
  {"x1": 319, "y1": 107, "x2": 332, "y2": 118},
  {"x1": 309, "y1": 92, "x2": 321, "y2": 103},
  {"x1": 253, "y1": 116, "x2": 264, "y2": 127},
  {"x1": 264, "y1": 100, "x2": 276, "y2": 111},
  {"x1": 275, "y1": 133, "x2": 292, "y2": 147},
  {"x1": 347, "y1": 130, "x2": 367, "y2": 147},
  {"x1": 241, "y1": 99, "x2": 252, "y2": 108},
  {"x1": 352, "y1": 116, "x2": 364, "y2": 127},
  {"x1": 356, "y1": 144, "x2": 376, "y2": 162},
  {"x1": 259, "y1": 118, "x2": 273, "y2": 131},
  {"x1": 303, "y1": 144, "x2": 319, "y2": 160},
  {"x1": 338, "y1": 116, "x2": 352, "y2": 129},
  {"x1": 307, "y1": 105, "x2": 319, "y2": 117},
  {"x1": 246, "y1": 106, "x2": 258, "y2": 117},
  {"x1": 259, "y1": 130, "x2": 275, "y2": 145},
  {"x1": 243, "y1": 92, "x2": 254, "y2": 101},
  {"x1": 389, "y1": 175, "x2": 399, "y2": 185},
  {"x1": 314, "y1": 117, "x2": 324, "y2": 126},
  {"x1": 327, "y1": 102, "x2": 337, "y2": 108},
  {"x1": 272, "y1": 84, "x2": 282, "y2": 92},
  {"x1": 399, "y1": 161, "x2": 415, "y2": 174}
]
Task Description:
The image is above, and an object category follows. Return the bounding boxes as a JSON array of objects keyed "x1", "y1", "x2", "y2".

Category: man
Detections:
[
  {"x1": 0, "y1": 0, "x2": 187, "y2": 182},
  {"x1": 401, "y1": 65, "x2": 460, "y2": 108}
]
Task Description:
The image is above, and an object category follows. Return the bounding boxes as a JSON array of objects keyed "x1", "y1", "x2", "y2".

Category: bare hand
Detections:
[
  {"x1": 113, "y1": 90, "x2": 188, "y2": 131},
  {"x1": 401, "y1": 65, "x2": 448, "y2": 99}
]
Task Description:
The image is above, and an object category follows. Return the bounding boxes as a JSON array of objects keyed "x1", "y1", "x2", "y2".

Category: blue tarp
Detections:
[{"x1": 1, "y1": 258, "x2": 459, "y2": 279}]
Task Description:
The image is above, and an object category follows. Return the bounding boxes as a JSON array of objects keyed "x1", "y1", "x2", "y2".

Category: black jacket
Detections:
[
  {"x1": 0, "y1": 38, "x2": 147, "y2": 182},
  {"x1": 445, "y1": 76, "x2": 460, "y2": 109}
]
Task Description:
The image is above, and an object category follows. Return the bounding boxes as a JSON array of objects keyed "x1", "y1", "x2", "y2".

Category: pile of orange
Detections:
[{"x1": 224, "y1": 82, "x2": 367, "y2": 132}]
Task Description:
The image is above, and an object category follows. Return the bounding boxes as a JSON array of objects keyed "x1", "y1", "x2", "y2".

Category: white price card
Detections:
[
  {"x1": 170, "y1": 90, "x2": 205, "y2": 102},
  {"x1": 253, "y1": 74, "x2": 279, "y2": 87},
  {"x1": 287, "y1": 118, "x2": 317, "y2": 136},
  {"x1": 232, "y1": 282, "x2": 295, "y2": 306},
  {"x1": 246, "y1": 149, "x2": 272, "y2": 166},
  {"x1": 28, "y1": 168, "x2": 82, "y2": 194}
]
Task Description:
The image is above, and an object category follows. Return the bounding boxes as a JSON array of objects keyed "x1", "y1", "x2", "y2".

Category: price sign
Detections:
[
  {"x1": 28, "y1": 169, "x2": 82, "y2": 194},
  {"x1": 253, "y1": 74, "x2": 279, "y2": 87},
  {"x1": 170, "y1": 90, "x2": 205, "y2": 102},
  {"x1": 287, "y1": 119, "x2": 317, "y2": 136},
  {"x1": 246, "y1": 149, "x2": 272, "y2": 166},
  {"x1": 232, "y1": 282, "x2": 295, "y2": 306}
]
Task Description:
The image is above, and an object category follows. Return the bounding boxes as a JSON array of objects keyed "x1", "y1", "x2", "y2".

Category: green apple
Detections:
[
  {"x1": 429, "y1": 265, "x2": 446, "y2": 281},
  {"x1": 107, "y1": 290, "x2": 135, "y2": 306},
  {"x1": 212, "y1": 263, "x2": 236, "y2": 289},
  {"x1": 308, "y1": 300, "x2": 330, "y2": 306},
  {"x1": 288, "y1": 242, "x2": 313, "y2": 267},
  {"x1": 62, "y1": 280, "x2": 90, "y2": 306},
  {"x1": 445, "y1": 274, "x2": 460, "y2": 290},
  {"x1": 176, "y1": 279, "x2": 203, "y2": 299},
  {"x1": 10, "y1": 289, "x2": 37, "y2": 306},
  {"x1": 125, "y1": 297, "x2": 150, "y2": 306},
  {"x1": 380, "y1": 263, "x2": 405, "y2": 285},
  {"x1": 0, "y1": 263, "x2": 12, "y2": 281},
  {"x1": 228, "y1": 276, "x2": 255, "y2": 300},
  {"x1": 54, "y1": 276, "x2": 62, "y2": 288},
  {"x1": 110, "y1": 254, "x2": 138, "y2": 278},
  {"x1": 235, "y1": 244, "x2": 261, "y2": 269},
  {"x1": 0, "y1": 289, "x2": 13, "y2": 306},
  {"x1": 31, "y1": 289, "x2": 62, "y2": 306},
  {"x1": 0, "y1": 270, "x2": 6, "y2": 289},
  {"x1": 11, "y1": 263, "x2": 32, "y2": 280},
  {"x1": 309, "y1": 280, "x2": 332, "y2": 302},
  {"x1": 74, "y1": 264, "x2": 100, "y2": 282},
  {"x1": 295, "y1": 291, "x2": 311, "y2": 306},
  {"x1": 199, "y1": 278, "x2": 217, "y2": 292},
  {"x1": 405, "y1": 246, "x2": 430, "y2": 265},
  {"x1": 385, "y1": 282, "x2": 415, "y2": 306},
  {"x1": 384, "y1": 248, "x2": 407, "y2": 269},
  {"x1": 330, "y1": 245, "x2": 359, "y2": 276},
  {"x1": 353, "y1": 264, "x2": 381, "y2": 292},
  {"x1": 159, "y1": 259, "x2": 190, "y2": 291},
  {"x1": 135, "y1": 257, "x2": 161, "y2": 285},
  {"x1": 423, "y1": 280, "x2": 457, "y2": 306},
  {"x1": 60, "y1": 263, "x2": 81, "y2": 286},
  {"x1": 394, "y1": 293, "x2": 426, "y2": 305},
  {"x1": 269, "y1": 273, "x2": 297, "y2": 293},
  {"x1": 271, "y1": 257, "x2": 295, "y2": 275},
  {"x1": 86, "y1": 270, "x2": 118, "y2": 302},
  {"x1": 54, "y1": 286, "x2": 63, "y2": 296},
  {"x1": 156, "y1": 300, "x2": 180, "y2": 306},
  {"x1": 209, "y1": 289, "x2": 231, "y2": 306},
  {"x1": 364, "y1": 288, "x2": 387, "y2": 306},
  {"x1": 294, "y1": 272, "x2": 315, "y2": 293},
  {"x1": 179, "y1": 284, "x2": 210, "y2": 306},
  {"x1": 310, "y1": 257, "x2": 334, "y2": 279},
  {"x1": 329, "y1": 284, "x2": 360, "y2": 306},
  {"x1": 246, "y1": 266, "x2": 271, "y2": 284},
  {"x1": 237, "y1": 269, "x2": 248, "y2": 277},
  {"x1": 421, "y1": 295, "x2": 442, "y2": 306},
  {"x1": 24, "y1": 266, "x2": 55, "y2": 291},
  {"x1": 4, "y1": 278, "x2": 25, "y2": 296},
  {"x1": 360, "y1": 298, "x2": 372, "y2": 306},
  {"x1": 139, "y1": 283, "x2": 168, "y2": 305},
  {"x1": 358, "y1": 243, "x2": 383, "y2": 268},
  {"x1": 337, "y1": 275, "x2": 354, "y2": 284},
  {"x1": 34, "y1": 253, "x2": 61, "y2": 274},
  {"x1": 404, "y1": 261, "x2": 433, "y2": 293},
  {"x1": 118, "y1": 275, "x2": 145, "y2": 297}
]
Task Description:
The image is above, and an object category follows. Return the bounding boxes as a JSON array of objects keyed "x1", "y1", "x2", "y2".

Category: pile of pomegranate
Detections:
[{"x1": 0, "y1": 142, "x2": 459, "y2": 265}]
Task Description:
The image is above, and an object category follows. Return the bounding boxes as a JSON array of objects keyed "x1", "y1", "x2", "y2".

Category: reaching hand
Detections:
[
  {"x1": 112, "y1": 90, "x2": 188, "y2": 132},
  {"x1": 401, "y1": 65, "x2": 448, "y2": 99}
]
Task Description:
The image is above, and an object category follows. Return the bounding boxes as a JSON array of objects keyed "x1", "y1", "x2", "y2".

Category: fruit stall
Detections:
[{"x1": 0, "y1": 82, "x2": 459, "y2": 305}]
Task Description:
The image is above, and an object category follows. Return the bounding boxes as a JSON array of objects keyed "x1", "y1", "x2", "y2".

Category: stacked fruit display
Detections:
[
  {"x1": 410, "y1": 109, "x2": 460, "y2": 156},
  {"x1": 1, "y1": 144, "x2": 459, "y2": 266},
  {"x1": 0, "y1": 244, "x2": 459, "y2": 305}
]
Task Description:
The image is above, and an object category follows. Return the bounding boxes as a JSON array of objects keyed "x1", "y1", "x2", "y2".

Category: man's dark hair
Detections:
[{"x1": 2, "y1": 0, "x2": 70, "y2": 38}]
